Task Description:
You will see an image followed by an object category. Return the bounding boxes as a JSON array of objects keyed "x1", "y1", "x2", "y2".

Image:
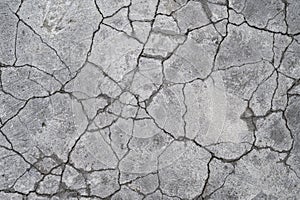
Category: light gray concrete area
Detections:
[{"x1": 0, "y1": 0, "x2": 300, "y2": 199}]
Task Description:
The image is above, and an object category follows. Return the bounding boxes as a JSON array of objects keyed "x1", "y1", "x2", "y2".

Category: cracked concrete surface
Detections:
[{"x1": 0, "y1": 0, "x2": 300, "y2": 199}]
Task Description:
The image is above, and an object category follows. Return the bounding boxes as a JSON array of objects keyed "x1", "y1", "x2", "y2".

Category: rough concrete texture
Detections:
[{"x1": 0, "y1": 0, "x2": 300, "y2": 199}]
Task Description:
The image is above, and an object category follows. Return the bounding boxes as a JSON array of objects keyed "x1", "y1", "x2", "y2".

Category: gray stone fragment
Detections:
[
  {"x1": 128, "y1": 173, "x2": 159, "y2": 194},
  {"x1": 286, "y1": 96, "x2": 300, "y2": 176},
  {"x1": 0, "y1": 148, "x2": 30, "y2": 190},
  {"x1": 207, "y1": 1, "x2": 228, "y2": 22},
  {"x1": 62, "y1": 165, "x2": 87, "y2": 195},
  {"x1": 273, "y1": 34, "x2": 292, "y2": 68},
  {"x1": 280, "y1": 40, "x2": 300, "y2": 79},
  {"x1": 87, "y1": 169, "x2": 120, "y2": 198},
  {"x1": 131, "y1": 57, "x2": 162, "y2": 101},
  {"x1": 119, "y1": 125, "x2": 173, "y2": 173},
  {"x1": 255, "y1": 112, "x2": 293, "y2": 151},
  {"x1": 210, "y1": 149, "x2": 300, "y2": 199},
  {"x1": 2, "y1": 66, "x2": 61, "y2": 100},
  {"x1": 147, "y1": 85, "x2": 185, "y2": 138},
  {"x1": 130, "y1": 0, "x2": 158, "y2": 21},
  {"x1": 287, "y1": 0, "x2": 300, "y2": 34},
  {"x1": 13, "y1": 168, "x2": 41, "y2": 193},
  {"x1": 229, "y1": 0, "x2": 246, "y2": 13},
  {"x1": 164, "y1": 25, "x2": 222, "y2": 82},
  {"x1": 89, "y1": 25, "x2": 142, "y2": 82},
  {"x1": 249, "y1": 72, "x2": 277, "y2": 116},
  {"x1": 19, "y1": 0, "x2": 102, "y2": 73},
  {"x1": 216, "y1": 24, "x2": 273, "y2": 69},
  {"x1": 215, "y1": 19, "x2": 228, "y2": 36},
  {"x1": 2, "y1": 94, "x2": 83, "y2": 163},
  {"x1": 70, "y1": 129, "x2": 118, "y2": 171},
  {"x1": 242, "y1": 0, "x2": 285, "y2": 30},
  {"x1": 37, "y1": 174, "x2": 60, "y2": 195},
  {"x1": 202, "y1": 159, "x2": 234, "y2": 198},
  {"x1": 0, "y1": 2, "x2": 18, "y2": 65},
  {"x1": 158, "y1": 141, "x2": 211, "y2": 199},
  {"x1": 221, "y1": 60, "x2": 274, "y2": 100},
  {"x1": 0, "y1": 192, "x2": 23, "y2": 200},
  {"x1": 132, "y1": 21, "x2": 152, "y2": 43},
  {"x1": 201, "y1": 89, "x2": 254, "y2": 159},
  {"x1": 173, "y1": 1, "x2": 210, "y2": 32},
  {"x1": 271, "y1": 75, "x2": 293, "y2": 110},
  {"x1": 103, "y1": 7, "x2": 132, "y2": 34},
  {"x1": 228, "y1": 9, "x2": 245, "y2": 25},
  {"x1": 0, "y1": 91, "x2": 24, "y2": 123}
]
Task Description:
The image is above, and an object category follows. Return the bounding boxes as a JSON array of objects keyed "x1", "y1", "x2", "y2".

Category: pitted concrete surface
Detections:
[{"x1": 0, "y1": 0, "x2": 300, "y2": 199}]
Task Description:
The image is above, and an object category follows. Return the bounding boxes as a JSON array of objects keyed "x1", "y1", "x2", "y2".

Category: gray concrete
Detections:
[{"x1": 0, "y1": 0, "x2": 300, "y2": 199}]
